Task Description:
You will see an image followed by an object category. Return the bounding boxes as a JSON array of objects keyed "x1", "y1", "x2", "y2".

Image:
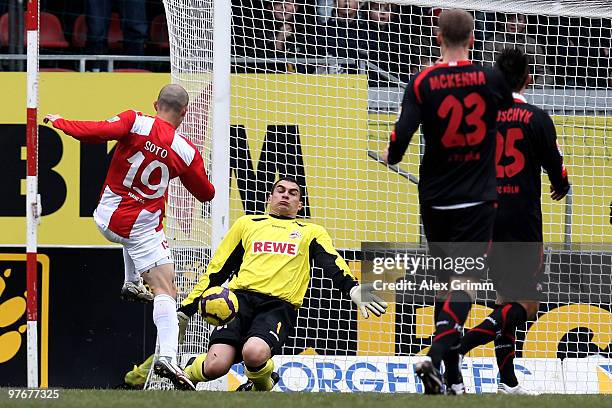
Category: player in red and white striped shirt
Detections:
[{"x1": 44, "y1": 84, "x2": 214, "y2": 390}]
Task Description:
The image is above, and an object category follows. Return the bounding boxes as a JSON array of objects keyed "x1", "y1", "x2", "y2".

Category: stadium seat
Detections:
[
  {"x1": 72, "y1": 13, "x2": 123, "y2": 50},
  {"x1": 0, "y1": 13, "x2": 8, "y2": 46},
  {"x1": 149, "y1": 14, "x2": 169, "y2": 49},
  {"x1": 40, "y1": 12, "x2": 69, "y2": 48},
  {"x1": 72, "y1": 15, "x2": 86, "y2": 48},
  {"x1": 0, "y1": 12, "x2": 69, "y2": 48}
]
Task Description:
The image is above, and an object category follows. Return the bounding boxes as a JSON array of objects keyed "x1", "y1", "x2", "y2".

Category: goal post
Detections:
[
  {"x1": 158, "y1": 0, "x2": 612, "y2": 393},
  {"x1": 210, "y1": 0, "x2": 232, "y2": 252},
  {"x1": 26, "y1": 0, "x2": 40, "y2": 390}
]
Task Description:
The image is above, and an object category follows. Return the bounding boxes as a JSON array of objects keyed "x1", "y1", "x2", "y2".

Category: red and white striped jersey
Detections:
[{"x1": 53, "y1": 110, "x2": 215, "y2": 238}]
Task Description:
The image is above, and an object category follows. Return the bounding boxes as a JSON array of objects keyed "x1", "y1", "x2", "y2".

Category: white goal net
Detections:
[{"x1": 155, "y1": 0, "x2": 612, "y2": 393}]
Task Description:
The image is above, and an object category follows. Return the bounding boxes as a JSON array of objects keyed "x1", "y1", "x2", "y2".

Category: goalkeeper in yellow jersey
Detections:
[{"x1": 179, "y1": 177, "x2": 387, "y2": 391}]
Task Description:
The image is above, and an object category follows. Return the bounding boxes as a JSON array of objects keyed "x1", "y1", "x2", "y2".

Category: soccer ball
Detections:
[{"x1": 198, "y1": 286, "x2": 239, "y2": 326}]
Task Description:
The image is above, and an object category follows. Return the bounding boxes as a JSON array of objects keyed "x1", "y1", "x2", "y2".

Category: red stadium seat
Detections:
[
  {"x1": 0, "y1": 12, "x2": 69, "y2": 48},
  {"x1": 107, "y1": 13, "x2": 123, "y2": 50},
  {"x1": 149, "y1": 14, "x2": 169, "y2": 49},
  {"x1": 40, "y1": 12, "x2": 69, "y2": 48},
  {"x1": 72, "y1": 14, "x2": 87, "y2": 48},
  {"x1": 72, "y1": 13, "x2": 123, "y2": 50},
  {"x1": 0, "y1": 13, "x2": 8, "y2": 46}
]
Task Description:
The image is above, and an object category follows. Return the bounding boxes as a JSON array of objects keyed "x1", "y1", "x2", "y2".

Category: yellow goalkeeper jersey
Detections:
[{"x1": 182, "y1": 214, "x2": 357, "y2": 308}]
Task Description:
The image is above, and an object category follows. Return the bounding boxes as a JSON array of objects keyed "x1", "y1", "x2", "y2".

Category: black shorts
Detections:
[
  {"x1": 208, "y1": 290, "x2": 298, "y2": 360},
  {"x1": 493, "y1": 207, "x2": 543, "y2": 243},
  {"x1": 421, "y1": 201, "x2": 497, "y2": 281},
  {"x1": 489, "y1": 242, "x2": 544, "y2": 302}
]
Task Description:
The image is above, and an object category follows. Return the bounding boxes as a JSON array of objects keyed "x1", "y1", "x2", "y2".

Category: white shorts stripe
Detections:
[{"x1": 431, "y1": 201, "x2": 485, "y2": 210}]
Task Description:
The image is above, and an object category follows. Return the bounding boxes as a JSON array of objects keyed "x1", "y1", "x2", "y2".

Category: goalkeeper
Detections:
[{"x1": 180, "y1": 177, "x2": 387, "y2": 391}]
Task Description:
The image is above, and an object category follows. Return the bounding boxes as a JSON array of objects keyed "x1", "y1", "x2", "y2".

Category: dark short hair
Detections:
[
  {"x1": 495, "y1": 47, "x2": 530, "y2": 92},
  {"x1": 271, "y1": 176, "x2": 302, "y2": 197},
  {"x1": 438, "y1": 9, "x2": 474, "y2": 47}
]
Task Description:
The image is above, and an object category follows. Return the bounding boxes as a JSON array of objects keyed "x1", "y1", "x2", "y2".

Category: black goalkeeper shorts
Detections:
[{"x1": 208, "y1": 289, "x2": 298, "y2": 361}]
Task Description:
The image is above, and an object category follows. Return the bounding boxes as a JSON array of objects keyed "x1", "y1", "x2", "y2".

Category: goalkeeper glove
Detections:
[
  {"x1": 177, "y1": 299, "x2": 200, "y2": 344},
  {"x1": 177, "y1": 311, "x2": 189, "y2": 344},
  {"x1": 350, "y1": 283, "x2": 388, "y2": 318}
]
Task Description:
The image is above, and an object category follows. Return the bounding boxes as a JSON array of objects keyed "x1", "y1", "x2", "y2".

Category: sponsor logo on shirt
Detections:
[
  {"x1": 289, "y1": 230, "x2": 301, "y2": 239},
  {"x1": 252, "y1": 241, "x2": 297, "y2": 256}
]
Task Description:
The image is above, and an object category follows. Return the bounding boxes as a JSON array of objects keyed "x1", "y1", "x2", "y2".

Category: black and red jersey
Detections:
[
  {"x1": 493, "y1": 94, "x2": 569, "y2": 242},
  {"x1": 388, "y1": 60, "x2": 513, "y2": 206}
]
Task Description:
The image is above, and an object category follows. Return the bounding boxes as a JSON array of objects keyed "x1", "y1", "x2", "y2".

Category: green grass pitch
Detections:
[{"x1": 1, "y1": 390, "x2": 611, "y2": 408}]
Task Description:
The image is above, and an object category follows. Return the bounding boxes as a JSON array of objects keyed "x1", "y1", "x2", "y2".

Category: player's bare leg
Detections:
[
  {"x1": 144, "y1": 264, "x2": 195, "y2": 390},
  {"x1": 184, "y1": 344, "x2": 236, "y2": 385},
  {"x1": 240, "y1": 337, "x2": 278, "y2": 391}
]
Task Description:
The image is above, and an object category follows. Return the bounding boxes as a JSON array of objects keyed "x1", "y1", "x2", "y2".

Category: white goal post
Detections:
[{"x1": 153, "y1": 0, "x2": 612, "y2": 393}]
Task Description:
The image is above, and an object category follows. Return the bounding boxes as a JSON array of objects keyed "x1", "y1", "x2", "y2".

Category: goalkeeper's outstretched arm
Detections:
[
  {"x1": 310, "y1": 225, "x2": 387, "y2": 318},
  {"x1": 176, "y1": 217, "x2": 247, "y2": 343},
  {"x1": 179, "y1": 216, "x2": 248, "y2": 316}
]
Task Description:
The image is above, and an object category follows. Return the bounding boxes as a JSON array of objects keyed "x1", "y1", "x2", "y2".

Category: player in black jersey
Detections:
[
  {"x1": 382, "y1": 9, "x2": 513, "y2": 394},
  {"x1": 453, "y1": 48, "x2": 570, "y2": 395}
]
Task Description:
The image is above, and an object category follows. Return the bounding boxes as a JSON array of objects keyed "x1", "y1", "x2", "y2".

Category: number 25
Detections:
[{"x1": 496, "y1": 128, "x2": 525, "y2": 178}]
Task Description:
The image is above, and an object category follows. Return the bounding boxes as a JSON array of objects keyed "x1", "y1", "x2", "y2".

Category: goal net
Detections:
[{"x1": 154, "y1": 0, "x2": 612, "y2": 393}]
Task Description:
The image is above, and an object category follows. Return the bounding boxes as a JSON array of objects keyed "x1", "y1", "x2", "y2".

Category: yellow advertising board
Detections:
[
  {"x1": 0, "y1": 73, "x2": 170, "y2": 246},
  {"x1": 0, "y1": 73, "x2": 419, "y2": 247},
  {"x1": 228, "y1": 74, "x2": 420, "y2": 249},
  {"x1": 0, "y1": 73, "x2": 609, "y2": 246}
]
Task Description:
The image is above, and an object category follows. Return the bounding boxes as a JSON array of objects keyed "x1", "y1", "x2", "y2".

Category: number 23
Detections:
[{"x1": 438, "y1": 93, "x2": 486, "y2": 148}]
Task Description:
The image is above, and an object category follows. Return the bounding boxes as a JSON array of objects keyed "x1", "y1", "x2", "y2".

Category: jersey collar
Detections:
[
  {"x1": 513, "y1": 92, "x2": 527, "y2": 103},
  {"x1": 269, "y1": 213, "x2": 296, "y2": 220},
  {"x1": 436, "y1": 60, "x2": 472, "y2": 67}
]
